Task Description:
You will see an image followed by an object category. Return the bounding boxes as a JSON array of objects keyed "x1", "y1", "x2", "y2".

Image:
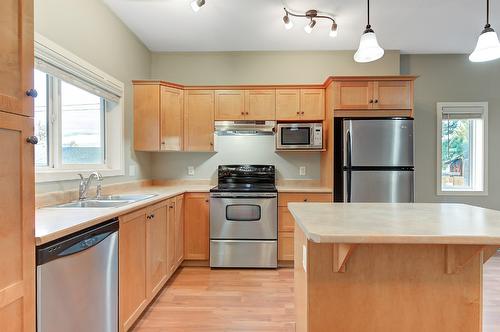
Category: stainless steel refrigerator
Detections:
[{"x1": 334, "y1": 118, "x2": 415, "y2": 202}]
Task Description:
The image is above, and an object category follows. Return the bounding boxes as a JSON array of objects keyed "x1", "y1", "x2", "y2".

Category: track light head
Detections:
[
  {"x1": 191, "y1": 0, "x2": 205, "y2": 12},
  {"x1": 304, "y1": 19, "x2": 316, "y2": 34},
  {"x1": 283, "y1": 14, "x2": 294, "y2": 30},
  {"x1": 329, "y1": 22, "x2": 338, "y2": 38}
]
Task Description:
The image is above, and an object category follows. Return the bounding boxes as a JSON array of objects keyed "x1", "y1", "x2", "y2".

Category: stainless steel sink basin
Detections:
[
  {"x1": 96, "y1": 194, "x2": 157, "y2": 202},
  {"x1": 55, "y1": 200, "x2": 133, "y2": 208}
]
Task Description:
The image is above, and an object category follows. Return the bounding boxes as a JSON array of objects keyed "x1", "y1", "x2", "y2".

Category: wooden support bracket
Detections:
[
  {"x1": 445, "y1": 245, "x2": 486, "y2": 274},
  {"x1": 332, "y1": 244, "x2": 356, "y2": 273}
]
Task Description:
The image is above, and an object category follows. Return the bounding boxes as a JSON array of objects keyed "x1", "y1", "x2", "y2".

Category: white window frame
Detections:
[
  {"x1": 436, "y1": 102, "x2": 488, "y2": 196},
  {"x1": 34, "y1": 34, "x2": 125, "y2": 183}
]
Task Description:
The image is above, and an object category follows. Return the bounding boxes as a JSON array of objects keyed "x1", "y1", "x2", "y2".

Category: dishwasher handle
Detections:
[{"x1": 37, "y1": 218, "x2": 119, "y2": 266}]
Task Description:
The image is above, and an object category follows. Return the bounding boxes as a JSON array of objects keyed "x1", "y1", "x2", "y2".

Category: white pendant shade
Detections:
[
  {"x1": 354, "y1": 31, "x2": 384, "y2": 63},
  {"x1": 469, "y1": 30, "x2": 500, "y2": 62}
]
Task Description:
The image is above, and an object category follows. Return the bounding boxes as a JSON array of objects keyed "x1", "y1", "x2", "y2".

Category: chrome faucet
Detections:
[{"x1": 78, "y1": 172, "x2": 104, "y2": 200}]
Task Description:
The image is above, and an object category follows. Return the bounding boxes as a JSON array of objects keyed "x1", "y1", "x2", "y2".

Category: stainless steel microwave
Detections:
[{"x1": 276, "y1": 123, "x2": 323, "y2": 150}]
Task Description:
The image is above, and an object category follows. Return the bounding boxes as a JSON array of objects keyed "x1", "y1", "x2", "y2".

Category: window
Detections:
[
  {"x1": 437, "y1": 102, "x2": 488, "y2": 195},
  {"x1": 35, "y1": 34, "x2": 124, "y2": 182}
]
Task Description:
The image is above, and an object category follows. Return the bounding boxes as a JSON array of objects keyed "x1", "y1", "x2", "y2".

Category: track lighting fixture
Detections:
[
  {"x1": 282, "y1": 8, "x2": 337, "y2": 38},
  {"x1": 470, "y1": 0, "x2": 500, "y2": 62},
  {"x1": 191, "y1": 0, "x2": 205, "y2": 12},
  {"x1": 354, "y1": 0, "x2": 384, "y2": 63}
]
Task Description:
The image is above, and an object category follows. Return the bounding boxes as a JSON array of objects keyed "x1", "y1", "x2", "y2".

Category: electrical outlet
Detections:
[
  {"x1": 299, "y1": 166, "x2": 306, "y2": 176},
  {"x1": 129, "y1": 165, "x2": 137, "y2": 177},
  {"x1": 187, "y1": 166, "x2": 195, "y2": 176}
]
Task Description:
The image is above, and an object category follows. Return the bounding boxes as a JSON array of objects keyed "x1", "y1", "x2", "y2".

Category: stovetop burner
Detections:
[{"x1": 210, "y1": 165, "x2": 277, "y2": 193}]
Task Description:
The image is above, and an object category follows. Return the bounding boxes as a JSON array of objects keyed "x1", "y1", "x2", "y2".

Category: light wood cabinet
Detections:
[
  {"x1": 133, "y1": 83, "x2": 184, "y2": 151},
  {"x1": 184, "y1": 193, "x2": 210, "y2": 260},
  {"x1": 245, "y1": 90, "x2": 276, "y2": 120},
  {"x1": 174, "y1": 195, "x2": 185, "y2": 268},
  {"x1": 277, "y1": 192, "x2": 332, "y2": 263},
  {"x1": 335, "y1": 80, "x2": 412, "y2": 110},
  {"x1": 146, "y1": 202, "x2": 168, "y2": 298},
  {"x1": 0, "y1": 0, "x2": 34, "y2": 117},
  {"x1": 276, "y1": 89, "x2": 324, "y2": 120},
  {"x1": 184, "y1": 90, "x2": 215, "y2": 152},
  {"x1": 119, "y1": 208, "x2": 148, "y2": 332},
  {"x1": 215, "y1": 90, "x2": 245, "y2": 120},
  {"x1": 0, "y1": 112, "x2": 35, "y2": 332}
]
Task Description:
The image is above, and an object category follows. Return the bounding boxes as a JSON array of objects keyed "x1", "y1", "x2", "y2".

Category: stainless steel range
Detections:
[{"x1": 210, "y1": 165, "x2": 278, "y2": 268}]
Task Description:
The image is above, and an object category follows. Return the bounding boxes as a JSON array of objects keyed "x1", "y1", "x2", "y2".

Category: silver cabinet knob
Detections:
[
  {"x1": 26, "y1": 89, "x2": 38, "y2": 98},
  {"x1": 26, "y1": 136, "x2": 39, "y2": 145}
]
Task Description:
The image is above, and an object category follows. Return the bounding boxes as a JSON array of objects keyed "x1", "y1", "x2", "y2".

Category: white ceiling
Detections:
[{"x1": 103, "y1": 0, "x2": 498, "y2": 54}]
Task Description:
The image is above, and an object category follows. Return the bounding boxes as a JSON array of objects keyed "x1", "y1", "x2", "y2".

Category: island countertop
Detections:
[{"x1": 287, "y1": 203, "x2": 500, "y2": 245}]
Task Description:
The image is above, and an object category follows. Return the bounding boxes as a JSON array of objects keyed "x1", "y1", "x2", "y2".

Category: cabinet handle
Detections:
[
  {"x1": 246, "y1": 112, "x2": 249, "y2": 115},
  {"x1": 296, "y1": 111, "x2": 300, "y2": 115},
  {"x1": 374, "y1": 99, "x2": 379, "y2": 103},
  {"x1": 241, "y1": 112, "x2": 245, "y2": 115},
  {"x1": 210, "y1": 142, "x2": 214, "y2": 146},
  {"x1": 301, "y1": 111, "x2": 305, "y2": 115},
  {"x1": 369, "y1": 99, "x2": 373, "y2": 103},
  {"x1": 161, "y1": 141, "x2": 166, "y2": 145},
  {"x1": 26, "y1": 136, "x2": 39, "y2": 145},
  {"x1": 303, "y1": 198, "x2": 308, "y2": 202},
  {"x1": 26, "y1": 89, "x2": 38, "y2": 98},
  {"x1": 205, "y1": 199, "x2": 209, "y2": 203}
]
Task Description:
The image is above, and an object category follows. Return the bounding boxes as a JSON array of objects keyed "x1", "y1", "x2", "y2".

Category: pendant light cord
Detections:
[
  {"x1": 367, "y1": 0, "x2": 370, "y2": 26},
  {"x1": 487, "y1": 0, "x2": 490, "y2": 25}
]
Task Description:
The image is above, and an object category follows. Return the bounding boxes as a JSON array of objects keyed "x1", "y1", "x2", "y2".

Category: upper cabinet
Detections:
[
  {"x1": 214, "y1": 89, "x2": 276, "y2": 120},
  {"x1": 184, "y1": 90, "x2": 215, "y2": 152},
  {"x1": 276, "y1": 89, "x2": 325, "y2": 121},
  {"x1": 335, "y1": 79, "x2": 413, "y2": 110},
  {"x1": 160, "y1": 87, "x2": 183, "y2": 151},
  {"x1": 0, "y1": 0, "x2": 33, "y2": 117}
]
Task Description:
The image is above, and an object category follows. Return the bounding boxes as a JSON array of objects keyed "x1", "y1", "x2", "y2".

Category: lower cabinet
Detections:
[
  {"x1": 184, "y1": 193, "x2": 210, "y2": 260},
  {"x1": 119, "y1": 194, "x2": 185, "y2": 332}
]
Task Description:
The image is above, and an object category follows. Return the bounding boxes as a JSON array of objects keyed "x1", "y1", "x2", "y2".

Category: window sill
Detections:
[
  {"x1": 35, "y1": 168, "x2": 125, "y2": 183},
  {"x1": 436, "y1": 190, "x2": 488, "y2": 197}
]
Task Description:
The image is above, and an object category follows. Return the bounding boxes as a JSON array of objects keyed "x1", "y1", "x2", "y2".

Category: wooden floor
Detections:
[{"x1": 133, "y1": 254, "x2": 500, "y2": 332}]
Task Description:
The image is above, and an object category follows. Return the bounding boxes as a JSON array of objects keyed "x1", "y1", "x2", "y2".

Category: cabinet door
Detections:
[
  {"x1": 167, "y1": 199, "x2": 176, "y2": 277},
  {"x1": 300, "y1": 89, "x2": 325, "y2": 120},
  {"x1": 146, "y1": 203, "x2": 168, "y2": 298},
  {"x1": 215, "y1": 90, "x2": 245, "y2": 120},
  {"x1": 184, "y1": 90, "x2": 215, "y2": 152},
  {"x1": 278, "y1": 232, "x2": 294, "y2": 261},
  {"x1": 373, "y1": 81, "x2": 412, "y2": 110},
  {"x1": 335, "y1": 81, "x2": 374, "y2": 109},
  {"x1": 184, "y1": 193, "x2": 210, "y2": 260},
  {"x1": 119, "y1": 209, "x2": 148, "y2": 332},
  {"x1": 0, "y1": 0, "x2": 33, "y2": 117},
  {"x1": 276, "y1": 89, "x2": 301, "y2": 120},
  {"x1": 245, "y1": 90, "x2": 276, "y2": 120},
  {"x1": 160, "y1": 86, "x2": 183, "y2": 151},
  {"x1": 174, "y1": 195, "x2": 185, "y2": 268},
  {"x1": 0, "y1": 111, "x2": 34, "y2": 332},
  {"x1": 134, "y1": 84, "x2": 160, "y2": 151}
]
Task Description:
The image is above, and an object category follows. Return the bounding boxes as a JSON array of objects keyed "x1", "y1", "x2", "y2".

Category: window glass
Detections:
[
  {"x1": 61, "y1": 81, "x2": 105, "y2": 164},
  {"x1": 34, "y1": 69, "x2": 48, "y2": 166}
]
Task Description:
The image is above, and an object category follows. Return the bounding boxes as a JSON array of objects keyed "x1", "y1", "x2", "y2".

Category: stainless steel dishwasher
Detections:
[{"x1": 36, "y1": 219, "x2": 119, "y2": 332}]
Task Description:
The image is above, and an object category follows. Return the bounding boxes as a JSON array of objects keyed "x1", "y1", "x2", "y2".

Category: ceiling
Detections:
[{"x1": 103, "y1": 0, "x2": 498, "y2": 54}]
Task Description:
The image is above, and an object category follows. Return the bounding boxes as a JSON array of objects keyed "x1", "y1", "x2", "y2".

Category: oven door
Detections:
[
  {"x1": 277, "y1": 124, "x2": 313, "y2": 149},
  {"x1": 210, "y1": 193, "x2": 277, "y2": 240}
]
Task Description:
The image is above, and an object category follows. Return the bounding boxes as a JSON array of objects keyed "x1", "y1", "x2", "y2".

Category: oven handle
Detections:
[{"x1": 210, "y1": 194, "x2": 277, "y2": 199}]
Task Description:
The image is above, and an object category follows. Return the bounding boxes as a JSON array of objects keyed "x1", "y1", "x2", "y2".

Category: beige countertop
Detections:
[
  {"x1": 36, "y1": 183, "x2": 331, "y2": 245},
  {"x1": 287, "y1": 203, "x2": 500, "y2": 245},
  {"x1": 276, "y1": 186, "x2": 332, "y2": 193}
]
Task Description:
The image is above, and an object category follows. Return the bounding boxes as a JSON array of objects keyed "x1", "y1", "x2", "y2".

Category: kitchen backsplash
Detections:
[{"x1": 152, "y1": 135, "x2": 321, "y2": 181}]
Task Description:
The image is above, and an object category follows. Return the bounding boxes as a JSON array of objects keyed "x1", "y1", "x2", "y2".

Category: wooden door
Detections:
[
  {"x1": 184, "y1": 193, "x2": 210, "y2": 260},
  {"x1": 335, "y1": 81, "x2": 374, "y2": 109},
  {"x1": 184, "y1": 90, "x2": 214, "y2": 152},
  {"x1": 276, "y1": 89, "x2": 300, "y2": 120},
  {"x1": 174, "y1": 195, "x2": 185, "y2": 268},
  {"x1": 0, "y1": 0, "x2": 34, "y2": 117},
  {"x1": 146, "y1": 202, "x2": 168, "y2": 298},
  {"x1": 300, "y1": 89, "x2": 325, "y2": 120},
  {"x1": 160, "y1": 86, "x2": 183, "y2": 151},
  {"x1": 0, "y1": 111, "x2": 35, "y2": 332},
  {"x1": 373, "y1": 81, "x2": 412, "y2": 110},
  {"x1": 134, "y1": 84, "x2": 160, "y2": 151},
  {"x1": 119, "y1": 209, "x2": 148, "y2": 332},
  {"x1": 214, "y1": 90, "x2": 245, "y2": 120},
  {"x1": 245, "y1": 90, "x2": 276, "y2": 120},
  {"x1": 167, "y1": 198, "x2": 176, "y2": 277}
]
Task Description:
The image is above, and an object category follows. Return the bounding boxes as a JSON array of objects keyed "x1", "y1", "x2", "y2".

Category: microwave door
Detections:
[{"x1": 279, "y1": 126, "x2": 311, "y2": 149}]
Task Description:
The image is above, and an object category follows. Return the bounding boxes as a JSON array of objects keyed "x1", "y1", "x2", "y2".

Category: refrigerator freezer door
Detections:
[
  {"x1": 344, "y1": 170, "x2": 414, "y2": 202},
  {"x1": 344, "y1": 119, "x2": 414, "y2": 167}
]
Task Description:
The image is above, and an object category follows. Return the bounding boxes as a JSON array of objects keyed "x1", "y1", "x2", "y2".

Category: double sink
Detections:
[{"x1": 54, "y1": 194, "x2": 158, "y2": 208}]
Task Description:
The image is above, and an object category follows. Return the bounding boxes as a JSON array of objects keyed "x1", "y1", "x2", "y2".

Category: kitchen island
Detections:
[{"x1": 288, "y1": 203, "x2": 500, "y2": 332}]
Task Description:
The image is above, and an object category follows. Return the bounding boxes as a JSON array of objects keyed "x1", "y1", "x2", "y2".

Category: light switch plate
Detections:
[
  {"x1": 129, "y1": 165, "x2": 137, "y2": 177},
  {"x1": 299, "y1": 166, "x2": 306, "y2": 176},
  {"x1": 302, "y1": 245, "x2": 307, "y2": 272},
  {"x1": 187, "y1": 166, "x2": 195, "y2": 176}
]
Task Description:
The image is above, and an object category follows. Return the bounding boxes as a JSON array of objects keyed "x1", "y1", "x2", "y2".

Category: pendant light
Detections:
[
  {"x1": 354, "y1": 0, "x2": 384, "y2": 63},
  {"x1": 469, "y1": 0, "x2": 500, "y2": 62}
]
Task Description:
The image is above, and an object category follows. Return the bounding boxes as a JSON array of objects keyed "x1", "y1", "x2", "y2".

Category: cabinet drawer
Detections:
[
  {"x1": 278, "y1": 232, "x2": 294, "y2": 261},
  {"x1": 278, "y1": 193, "x2": 332, "y2": 207},
  {"x1": 278, "y1": 207, "x2": 295, "y2": 232}
]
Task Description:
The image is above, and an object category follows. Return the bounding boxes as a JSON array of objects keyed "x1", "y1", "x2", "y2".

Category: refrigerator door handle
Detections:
[
  {"x1": 346, "y1": 169, "x2": 352, "y2": 202},
  {"x1": 346, "y1": 129, "x2": 352, "y2": 168}
]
